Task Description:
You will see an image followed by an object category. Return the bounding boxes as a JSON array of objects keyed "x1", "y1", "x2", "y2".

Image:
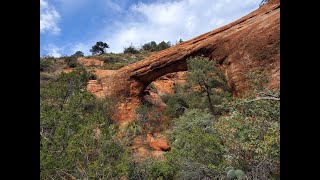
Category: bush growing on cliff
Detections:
[
  {"x1": 40, "y1": 68, "x2": 129, "y2": 179},
  {"x1": 157, "y1": 41, "x2": 171, "y2": 51},
  {"x1": 142, "y1": 41, "x2": 158, "y2": 51},
  {"x1": 186, "y1": 56, "x2": 229, "y2": 115},
  {"x1": 40, "y1": 58, "x2": 54, "y2": 72},
  {"x1": 141, "y1": 41, "x2": 171, "y2": 52},
  {"x1": 214, "y1": 98, "x2": 280, "y2": 179},
  {"x1": 124, "y1": 45, "x2": 140, "y2": 54},
  {"x1": 128, "y1": 158, "x2": 175, "y2": 180},
  {"x1": 164, "y1": 93, "x2": 188, "y2": 118},
  {"x1": 63, "y1": 56, "x2": 78, "y2": 68},
  {"x1": 164, "y1": 56, "x2": 230, "y2": 117},
  {"x1": 164, "y1": 109, "x2": 225, "y2": 179}
]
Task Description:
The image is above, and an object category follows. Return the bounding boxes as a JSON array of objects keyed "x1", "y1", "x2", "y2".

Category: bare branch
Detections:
[{"x1": 242, "y1": 97, "x2": 280, "y2": 103}]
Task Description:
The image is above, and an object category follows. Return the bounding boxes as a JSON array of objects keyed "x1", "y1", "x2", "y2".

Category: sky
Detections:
[{"x1": 40, "y1": 0, "x2": 261, "y2": 57}]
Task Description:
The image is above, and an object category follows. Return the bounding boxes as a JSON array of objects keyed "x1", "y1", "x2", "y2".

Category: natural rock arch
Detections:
[{"x1": 94, "y1": 0, "x2": 280, "y2": 123}]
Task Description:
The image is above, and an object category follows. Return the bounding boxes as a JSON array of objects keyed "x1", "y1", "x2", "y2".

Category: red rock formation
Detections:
[
  {"x1": 90, "y1": 0, "x2": 280, "y2": 123},
  {"x1": 77, "y1": 57, "x2": 104, "y2": 67},
  {"x1": 86, "y1": 80, "x2": 105, "y2": 98},
  {"x1": 146, "y1": 133, "x2": 171, "y2": 151},
  {"x1": 62, "y1": 68, "x2": 73, "y2": 73},
  {"x1": 152, "y1": 72, "x2": 186, "y2": 95}
]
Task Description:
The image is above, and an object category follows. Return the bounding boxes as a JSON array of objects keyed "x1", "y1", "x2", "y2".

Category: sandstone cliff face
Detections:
[{"x1": 87, "y1": 0, "x2": 280, "y2": 123}]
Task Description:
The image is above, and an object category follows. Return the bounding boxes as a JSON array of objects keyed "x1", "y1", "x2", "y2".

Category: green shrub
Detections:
[
  {"x1": 214, "y1": 98, "x2": 280, "y2": 178},
  {"x1": 135, "y1": 104, "x2": 165, "y2": 132},
  {"x1": 163, "y1": 109, "x2": 225, "y2": 179},
  {"x1": 186, "y1": 56, "x2": 229, "y2": 114},
  {"x1": 63, "y1": 56, "x2": 78, "y2": 68},
  {"x1": 235, "y1": 169, "x2": 246, "y2": 179},
  {"x1": 128, "y1": 158, "x2": 175, "y2": 180},
  {"x1": 157, "y1": 41, "x2": 171, "y2": 51},
  {"x1": 122, "y1": 121, "x2": 143, "y2": 145},
  {"x1": 227, "y1": 169, "x2": 237, "y2": 179},
  {"x1": 40, "y1": 58, "x2": 54, "y2": 72},
  {"x1": 40, "y1": 68, "x2": 128, "y2": 179},
  {"x1": 72, "y1": 51, "x2": 84, "y2": 57},
  {"x1": 142, "y1": 41, "x2": 158, "y2": 51},
  {"x1": 164, "y1": 93, "x2": 188, "y2": 118},
  {"x1": 124, "y1": 45, "x2": 140, "y2": 54},
  {"x1": 100, "y1": 56, "x2": 123, "y2": 63}
]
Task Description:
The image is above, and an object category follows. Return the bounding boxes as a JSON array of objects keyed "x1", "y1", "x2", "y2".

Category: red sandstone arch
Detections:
[{"x1": 95, "y1": 0, "x2": 280, "y2": 122}]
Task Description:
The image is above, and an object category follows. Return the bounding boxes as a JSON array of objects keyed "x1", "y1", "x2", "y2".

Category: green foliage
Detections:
[
  {"x1": 225, "y1": 167, "x2": 234, "y2": 173},
  {"x1": 90, "y1": 41, "x2": 109, "y2": 55},
  {"x1": 100, "y1": 55, "x2": 123, "y2": 63},
  {"x1": 39, "y1": 51, "x2": 279, "y2": 179},
  {"x1": 40, "y1": 58, "x2": 54, "y2": 72},
  {"x1": 164, "y1": 109, "x2": 225, "y2": 179},
  {"x1": 164, "y1": 56, "x2": 231, "y2": 118},
  {"x1": 141, "y1": 41, "x2": 171, "y2": 52},
  {"x1": 40, "y1": 68, "x2": 129, "y2": 179},
  {"x1": 163, "y1": 93, "x2": 188, "y2": 118},
  {"x1": 186, "y1": 56, "x2": 229, "y2": 115},
  {"x1": 186, "y1": 56, "x2": 228, "y2": 91},
  {"x1": 128, "y1": 158, "x2": 175, "y2": 180},
  {"x1": 227, "y1": 170, "x2": 237, "y2": 179},
  {"x1": 135, "y1": 104, "x2": 165, "y2": 132},
  {"x1": 63, "y1": 56, "x2": 78, "y2": 68},
  {"x1": 142, "y1": 41, "x2": 158, "y2": 51},
  {"x1": 245, "y1": 69, "x2": 270, "y2": 94},
  {"x1": 122, "y1": 121, "x2": 143, "y2": 145},
  {"x1": 214, "y1": 99, "x2": 280, "y2": 178},
  {"x1": 226, "y1": 168, "x2": 246, "y2": 180},
  {"x1": 157, "y1": 41, "x2": 171, "y2": 51},
  {"x1": 124, "y1": 45, "x2": 140, "y2": 54},
  {"x1": 72, "y1": 51, "x2": 84, "y2": 57},
  {"x1": 235, "y1": 169, "x2": 246, "y2": 179}
]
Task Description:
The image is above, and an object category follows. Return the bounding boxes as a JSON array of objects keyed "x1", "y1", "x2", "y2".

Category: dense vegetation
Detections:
[
  {"x1": 40, "y1": 51, "x2": 279, "y2": 179},
  {"x1": 40, "y1": 67, "x2": 129, "y2": 179},
  {"x1": 128, "y1": 57, "x2": 280, "y2": 179}
]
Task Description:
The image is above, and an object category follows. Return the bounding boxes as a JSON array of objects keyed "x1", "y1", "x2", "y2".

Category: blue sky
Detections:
[{"x1": 40, "y1": 0, "x2": 260, "y2": 57}]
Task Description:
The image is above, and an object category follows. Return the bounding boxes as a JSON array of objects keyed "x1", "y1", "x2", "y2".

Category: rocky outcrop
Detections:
[
  {"x1": 86, "y1": 80, "x2": 105, "y2": 98},
  {"x1": 77, "y1": 57, "x2": 104, "y2": 67},
  {"x1": 90, "y1": 0, "x2": 280, "y2": 122},
  {"x1": 152, "y1": 72, "x2": 186, "y2": 95},
  {"x1": 143, "y1": 72, "x2": 186, "y2": 107},
  {"x1": 146, "y1": 133, "x2": 171, "y2": 151},
  {"x1": 62, "y1": 68, "x2": 74, "y2": 73}
]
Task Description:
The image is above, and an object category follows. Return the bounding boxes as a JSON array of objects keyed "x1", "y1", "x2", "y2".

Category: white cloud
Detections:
[
  {"x1": 97, "y1": 0, "x2": 260, "y2": 53},
  {"x1": 70, "y1": 43, "x2": 91, "y2": 55},
  {"x1": 44, "y1": 44, "x2": 62, "y2": 57},
  {"x1": 40, "y1": 0, "x2": 61, "y2": 35},
  {"x1": 105, "y1": 0, "x2": 122, "y2": 12}
]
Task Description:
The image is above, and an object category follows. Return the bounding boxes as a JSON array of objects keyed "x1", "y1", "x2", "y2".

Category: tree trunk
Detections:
[{"x1": 206, "y1": 90, "x2": 215, "y2": 115}]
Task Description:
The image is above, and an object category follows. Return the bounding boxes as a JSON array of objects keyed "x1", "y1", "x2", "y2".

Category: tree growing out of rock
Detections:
[
  {"x1": 90, "y1": 41, "x2": 109, "y2": 55},
  {"x1": 186, "y1": 56, "x2": 228, "y2": 115},
  {"x1": 157, "y1": 41, "x2": 171, "y2": 51}
]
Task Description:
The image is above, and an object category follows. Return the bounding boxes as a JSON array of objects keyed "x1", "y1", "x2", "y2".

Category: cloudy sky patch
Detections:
[{"x1": 40, "y1": 0, "x2": 260, "y2": 57}]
